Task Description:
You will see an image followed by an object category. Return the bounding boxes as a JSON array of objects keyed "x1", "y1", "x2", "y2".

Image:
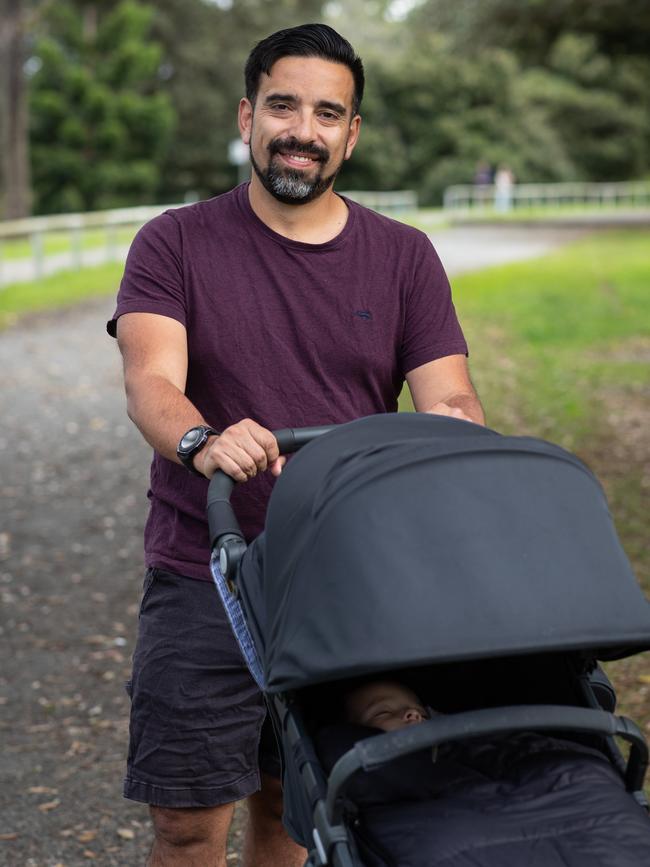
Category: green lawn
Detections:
[{"x1": 0, "y1": 262, "x2": 123, "y2": 329}]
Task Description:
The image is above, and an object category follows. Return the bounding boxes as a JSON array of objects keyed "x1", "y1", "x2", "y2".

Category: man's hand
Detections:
[
  {"x1": 426, "y1": 402, "x2": 476, "y2": 423},
  {"x1": 194, "y1": 418, "x2": 286, "y2": 481}
]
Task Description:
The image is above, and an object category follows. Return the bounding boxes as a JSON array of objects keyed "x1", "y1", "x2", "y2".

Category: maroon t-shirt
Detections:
[{"x1": 108, "y1": 183, "x2": 467, "y2": 580}]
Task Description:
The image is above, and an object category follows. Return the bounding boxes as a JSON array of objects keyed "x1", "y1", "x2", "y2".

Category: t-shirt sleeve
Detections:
[
  {"x1": 106, "y1": 212, "x2": 185, "y2": 337},
  {"x1": 400, "y1": 233, "x2": 468, "y2": 374}
]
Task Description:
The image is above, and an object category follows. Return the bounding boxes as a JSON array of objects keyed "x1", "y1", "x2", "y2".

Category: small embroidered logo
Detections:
[{"x1": 353, "y1": 310, "x2": 372, "y2": 320}]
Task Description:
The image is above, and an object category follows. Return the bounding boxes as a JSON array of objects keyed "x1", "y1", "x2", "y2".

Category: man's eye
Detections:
[
  {"x1": 320, "y1": 111, "x2": 339, "y2": 121},
  {"x1": 272, "y1": 103, "x2": 290, "y2": 111}
]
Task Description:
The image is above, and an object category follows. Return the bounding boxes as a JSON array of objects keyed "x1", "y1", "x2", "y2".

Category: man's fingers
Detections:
[
  {"x1": 269, "y1": 456, "x2": 287, "y2": 477},
  {"x1": 224, "y1": 419, "x2": 280, "y2": 465},
  {"x1": 244, "y1": 424, "x2": 280, "y2": 463},
  {"x1": 206, "y1": 452, "x2": 249, "y2": 483}
]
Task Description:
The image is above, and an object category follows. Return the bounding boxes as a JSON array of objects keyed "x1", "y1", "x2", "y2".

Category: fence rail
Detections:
[
  {"x1": 342, "y1": 189, "x2": 418, "y2": 212},
  {"x1": 0, "y1": 203, "x2": 186, "y2": 287},
  {"x1": 443, "y1": 180, "x2": 650, "y2": 212}
]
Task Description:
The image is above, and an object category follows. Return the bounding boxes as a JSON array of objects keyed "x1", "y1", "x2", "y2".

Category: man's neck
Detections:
[{"x1": 247, "y1": 176, "x2": 349, "y2": 244}]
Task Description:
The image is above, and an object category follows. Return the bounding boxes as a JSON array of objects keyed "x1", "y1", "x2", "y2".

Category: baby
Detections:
[{"x1": 345, "y1": 679, "x2": 431, "y2": 732}]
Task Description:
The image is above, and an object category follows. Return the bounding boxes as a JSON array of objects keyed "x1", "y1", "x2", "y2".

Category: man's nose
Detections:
[
  {"x1": 289, "y1": 109, "x2": 318, "y2": 143},
  {"x1": 403, "y1": 708, "x2": 423, "y2": 724}
]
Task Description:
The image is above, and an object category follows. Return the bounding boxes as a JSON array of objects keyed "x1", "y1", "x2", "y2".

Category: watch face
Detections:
[{"x1": 180, "y1": 428, "x2": 203, "y2": 452}]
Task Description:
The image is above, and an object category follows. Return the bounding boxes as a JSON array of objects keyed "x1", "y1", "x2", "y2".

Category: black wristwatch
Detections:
[{"x1": 177, "y1": 425, "x2": 220, "y2": 477}]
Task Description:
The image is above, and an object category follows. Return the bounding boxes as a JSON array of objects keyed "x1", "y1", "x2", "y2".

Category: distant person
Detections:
[
  {"x1": 473, "y1": 160, "x2": 493, "y2": 187},
  {"x1": 494, "y1": 165, "x2": 515, "y2": 212},
  {"x1": 108, "y1": 22, "x2": 484, "y2": 867}
]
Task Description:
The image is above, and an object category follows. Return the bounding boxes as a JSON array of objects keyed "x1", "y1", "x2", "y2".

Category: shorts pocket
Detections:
[{"x1": 138, "y1": 568, "x2": 158, "y2": 617}]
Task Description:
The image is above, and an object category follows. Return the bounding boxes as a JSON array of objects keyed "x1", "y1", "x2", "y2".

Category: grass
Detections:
[
  {"x1": 445, "y1": 203, "x2": 650, "y2": 223},
  {"x1": 0, "y1": 262, "x2": 123, "y2": 329}
]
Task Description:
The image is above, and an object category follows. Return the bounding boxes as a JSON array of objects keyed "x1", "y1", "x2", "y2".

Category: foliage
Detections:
[
  {"x1": 29, "y1": 1, "x2": 174, "y2": 213},
  {"x1": 401, "y1": 0, "x2": 650, "y2": 195},
  {"x1": 343, "y1": 36, "x2": 575, "y2": 203},
  {"x1": 20, "y1": 0, "x2": 650, "y2": 210}
]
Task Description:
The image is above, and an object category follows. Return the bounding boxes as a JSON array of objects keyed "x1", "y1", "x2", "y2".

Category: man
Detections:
[{"x1": 108, "y1": 22, "x2": 484, "y2": 867}]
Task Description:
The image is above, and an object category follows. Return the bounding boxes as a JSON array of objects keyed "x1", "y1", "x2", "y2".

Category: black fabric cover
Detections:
[
  {"x1": 316, "y1": 725, "x2": 650, "y2": 867},
  {"x1": 237, "y1": 414, "x2": 650, "y2": 692}
]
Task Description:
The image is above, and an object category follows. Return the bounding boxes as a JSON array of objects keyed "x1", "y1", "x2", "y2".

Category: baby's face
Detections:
[{"x1": 346, "y1": 680, "x2": 429, "y2": 732}]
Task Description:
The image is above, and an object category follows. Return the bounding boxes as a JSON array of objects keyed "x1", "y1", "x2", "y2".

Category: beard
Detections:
[{"x1": 250, "y1": 135, "x2": 343, "y2": 205}]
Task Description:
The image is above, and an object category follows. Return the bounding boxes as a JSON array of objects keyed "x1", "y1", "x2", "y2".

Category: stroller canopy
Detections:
[{"x1": 247, "y1": 414, "x2": 650, "y2": 692}]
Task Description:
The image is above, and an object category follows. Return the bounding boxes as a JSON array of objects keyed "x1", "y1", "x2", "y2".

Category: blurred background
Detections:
[
  {"x1": 1, "y1": 2, "x2": 649, "y2": 864},
  {"x1": 2, "y1": 0, "x2": 650, "y2": 217}
]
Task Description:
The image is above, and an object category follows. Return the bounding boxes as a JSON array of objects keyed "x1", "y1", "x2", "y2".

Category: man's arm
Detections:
[
  {"x1": 116, "y1": 312, "x2": 282, "y2": 480},
  {"x1": 405, "y1": 354, "x2": 485, "y2": 425}
]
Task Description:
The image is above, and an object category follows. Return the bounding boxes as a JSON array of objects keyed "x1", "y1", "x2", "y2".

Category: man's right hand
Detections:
[{"x1": 194, "y1": 418, "x2": 285, "y2": 482}]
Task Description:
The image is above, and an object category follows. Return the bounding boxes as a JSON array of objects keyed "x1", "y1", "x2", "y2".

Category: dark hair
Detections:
[{"x1": 245, "y1": 23, "x2": 365, "y2": 116}]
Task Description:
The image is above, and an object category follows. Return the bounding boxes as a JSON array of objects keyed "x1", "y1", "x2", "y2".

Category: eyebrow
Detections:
[{"x1": 263, "y1": 93, "x2": 347, "y2": 116}]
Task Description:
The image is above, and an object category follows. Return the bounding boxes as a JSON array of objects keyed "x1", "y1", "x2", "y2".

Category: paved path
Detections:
[
  {"x1": 0, "y1": 225, "x2": 586, "y2": 865},
  {"x1": 430, "y1": 225, "x2": 586, "y2": 274}
]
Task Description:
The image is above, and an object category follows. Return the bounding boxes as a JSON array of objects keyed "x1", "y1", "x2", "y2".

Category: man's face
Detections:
[
  {"x1": 239, "y1": 56, "x2": 361, "y2": 205},
  {"x1": 346, "y1": 681, "x2": 429, "y2": 732}
]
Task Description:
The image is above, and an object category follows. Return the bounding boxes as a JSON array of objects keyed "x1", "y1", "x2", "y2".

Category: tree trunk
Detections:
[{"x1": 0, "y1": 0, "x2": 32, "y2": 219}]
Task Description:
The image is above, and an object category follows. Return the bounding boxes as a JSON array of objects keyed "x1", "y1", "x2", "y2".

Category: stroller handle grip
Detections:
[
  {"x1": 207, "y1": 425, "x2": 337, "y2": 577},
  {"x1": 326, "y1": 704, "x2": 649, "y2": 823}
]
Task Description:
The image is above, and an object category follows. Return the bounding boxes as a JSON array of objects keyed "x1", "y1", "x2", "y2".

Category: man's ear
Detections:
[
  {"x1": 238, "y1": 98, "x2": 253, "y2": 145},
  {"x1": 344, "y1": 114, "x2": 362, "y2": 161}
]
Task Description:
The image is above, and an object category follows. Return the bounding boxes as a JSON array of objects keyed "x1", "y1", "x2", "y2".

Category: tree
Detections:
[
  {"x1": 400, "y1": 0, "x2": 650, "y2": 189},
  {"x1": 0, "y1": 0, "x2": 32, "y2": 218},
  {"x1": 29, "y1": 0, "x2": 174, "y2": 213}
]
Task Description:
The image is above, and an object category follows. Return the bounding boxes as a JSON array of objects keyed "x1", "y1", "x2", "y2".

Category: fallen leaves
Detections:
[
  {"x1": 116, "y1": 827, "x2": 135, "y2": 840},
  {"x1": 38, "y1": 799, "x2": 61, "y2": 812}
]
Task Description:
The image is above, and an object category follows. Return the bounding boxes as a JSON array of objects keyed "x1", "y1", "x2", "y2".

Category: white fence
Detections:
[
  {"x1": 0, "y1": 191, "x2": 418, "y2": 287},
  {"x1": 342, "y1": 189, "x2": 418, "y2": 212},
  {"x1": 443, "y1": 180, "x2": 650, "y2": 213},
  {"x1": 0, "y1": 203, "x2": 184, "y2": 287}
]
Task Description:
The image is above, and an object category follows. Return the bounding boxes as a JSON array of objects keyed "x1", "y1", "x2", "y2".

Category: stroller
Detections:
[{"x1": 207, "y1": 413, "x2": 650, "y2": 867}]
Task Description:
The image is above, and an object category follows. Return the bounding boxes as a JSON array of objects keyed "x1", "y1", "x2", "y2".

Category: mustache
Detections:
[{"x1": 268, "y1": 136, "x2": 329, "y2": 163}]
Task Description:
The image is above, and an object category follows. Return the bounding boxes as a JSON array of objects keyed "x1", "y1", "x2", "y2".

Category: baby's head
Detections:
[{"x1": 344, "y1": 679, "x2": 429, "y2": 732}]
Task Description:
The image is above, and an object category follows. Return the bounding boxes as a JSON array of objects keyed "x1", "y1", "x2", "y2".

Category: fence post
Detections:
[{"x1": 31, "y1": 232, "x2": 44, "y2": 279}]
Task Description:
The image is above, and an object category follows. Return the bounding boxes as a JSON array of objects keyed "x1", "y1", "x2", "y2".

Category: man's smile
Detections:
[{"x1": 277, "y1": 151, "x2": 319, "y2": 168}]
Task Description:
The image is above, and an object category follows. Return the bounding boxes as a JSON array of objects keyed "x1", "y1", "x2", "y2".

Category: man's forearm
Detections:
[{"x1": 125, "y1": 371, "x2": 207, "y2": 463}]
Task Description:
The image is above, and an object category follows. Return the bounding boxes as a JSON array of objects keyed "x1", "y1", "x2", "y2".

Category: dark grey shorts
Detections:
[{"x1": 124, "y1": 567, "x2": 279, "y2": 808}]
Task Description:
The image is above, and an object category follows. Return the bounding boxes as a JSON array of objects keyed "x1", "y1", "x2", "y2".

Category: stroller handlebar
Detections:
[{"x1": 207, "y1": 425, "x2": 337, "y2": 579}]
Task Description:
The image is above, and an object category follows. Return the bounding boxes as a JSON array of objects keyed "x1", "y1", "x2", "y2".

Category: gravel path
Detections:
[{"x1": 0, "y1": 226, "x2": 585, "y2": 866}]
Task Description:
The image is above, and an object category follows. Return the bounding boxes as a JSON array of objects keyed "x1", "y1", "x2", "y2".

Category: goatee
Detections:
[{"x1": 250, "y1": 136, "x2": 342, "y2": 205}]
